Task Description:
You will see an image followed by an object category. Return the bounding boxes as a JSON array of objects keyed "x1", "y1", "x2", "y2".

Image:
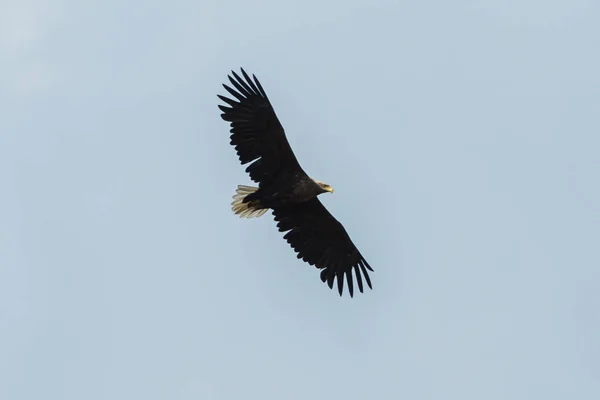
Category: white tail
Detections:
[{"x1": 231, "y1": 185, "x2": 269, "y2": 218}]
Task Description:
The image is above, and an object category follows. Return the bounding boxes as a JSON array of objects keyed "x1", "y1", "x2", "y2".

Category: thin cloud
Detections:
[{"x1": 0, "y1": 0, "x2": 64, "y2": 97}]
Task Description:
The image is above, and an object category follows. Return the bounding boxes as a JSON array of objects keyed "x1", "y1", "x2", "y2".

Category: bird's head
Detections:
[{"x1": 311, "y1": 178, "x2": 334, "y2": 194}]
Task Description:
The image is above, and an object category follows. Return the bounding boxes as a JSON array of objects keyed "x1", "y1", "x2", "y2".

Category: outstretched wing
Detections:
[
  {"x1": 272, "y1": 198, "x2": 373, "y2": 297},
  {"x1": 218, "y1": 68, "x2": 305, "y2": 186}
]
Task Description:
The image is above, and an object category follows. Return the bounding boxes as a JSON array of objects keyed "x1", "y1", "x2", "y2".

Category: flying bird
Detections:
[{"x1": 218, "y1": 68, "x2": 373, "y2": 297}]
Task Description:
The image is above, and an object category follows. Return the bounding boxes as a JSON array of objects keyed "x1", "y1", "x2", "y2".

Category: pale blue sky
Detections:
[{"x1": 1, "y1": 0, "x2": 599, "y2": 399}]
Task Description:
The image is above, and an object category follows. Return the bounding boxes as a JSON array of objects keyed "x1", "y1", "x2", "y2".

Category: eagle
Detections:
[{"x1": 218, "y1": 68, "x2": 373, "y2": 297}]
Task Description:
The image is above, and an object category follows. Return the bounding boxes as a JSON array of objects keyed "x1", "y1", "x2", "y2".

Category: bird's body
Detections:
[
  {"x1": 218, "y1": 68, "x2": 373, "y2": 297},
  {"x1": 250, "y1": 175, "x2": 326, "y2": 207}
]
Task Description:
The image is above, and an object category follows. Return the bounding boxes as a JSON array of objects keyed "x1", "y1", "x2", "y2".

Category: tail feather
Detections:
[{"x1": 231, "y1": 185, "x2": 269, "y2": 218}]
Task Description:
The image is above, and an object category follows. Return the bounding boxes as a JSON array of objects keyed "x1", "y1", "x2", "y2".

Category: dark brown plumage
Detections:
[{"x1": 218, "y1": 68, "x2": 373, "y2": 297}]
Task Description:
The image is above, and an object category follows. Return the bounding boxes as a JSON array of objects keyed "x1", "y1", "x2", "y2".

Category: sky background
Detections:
[{"x1": 1, "y1": 0, "x2": 599, "y2": 399}]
